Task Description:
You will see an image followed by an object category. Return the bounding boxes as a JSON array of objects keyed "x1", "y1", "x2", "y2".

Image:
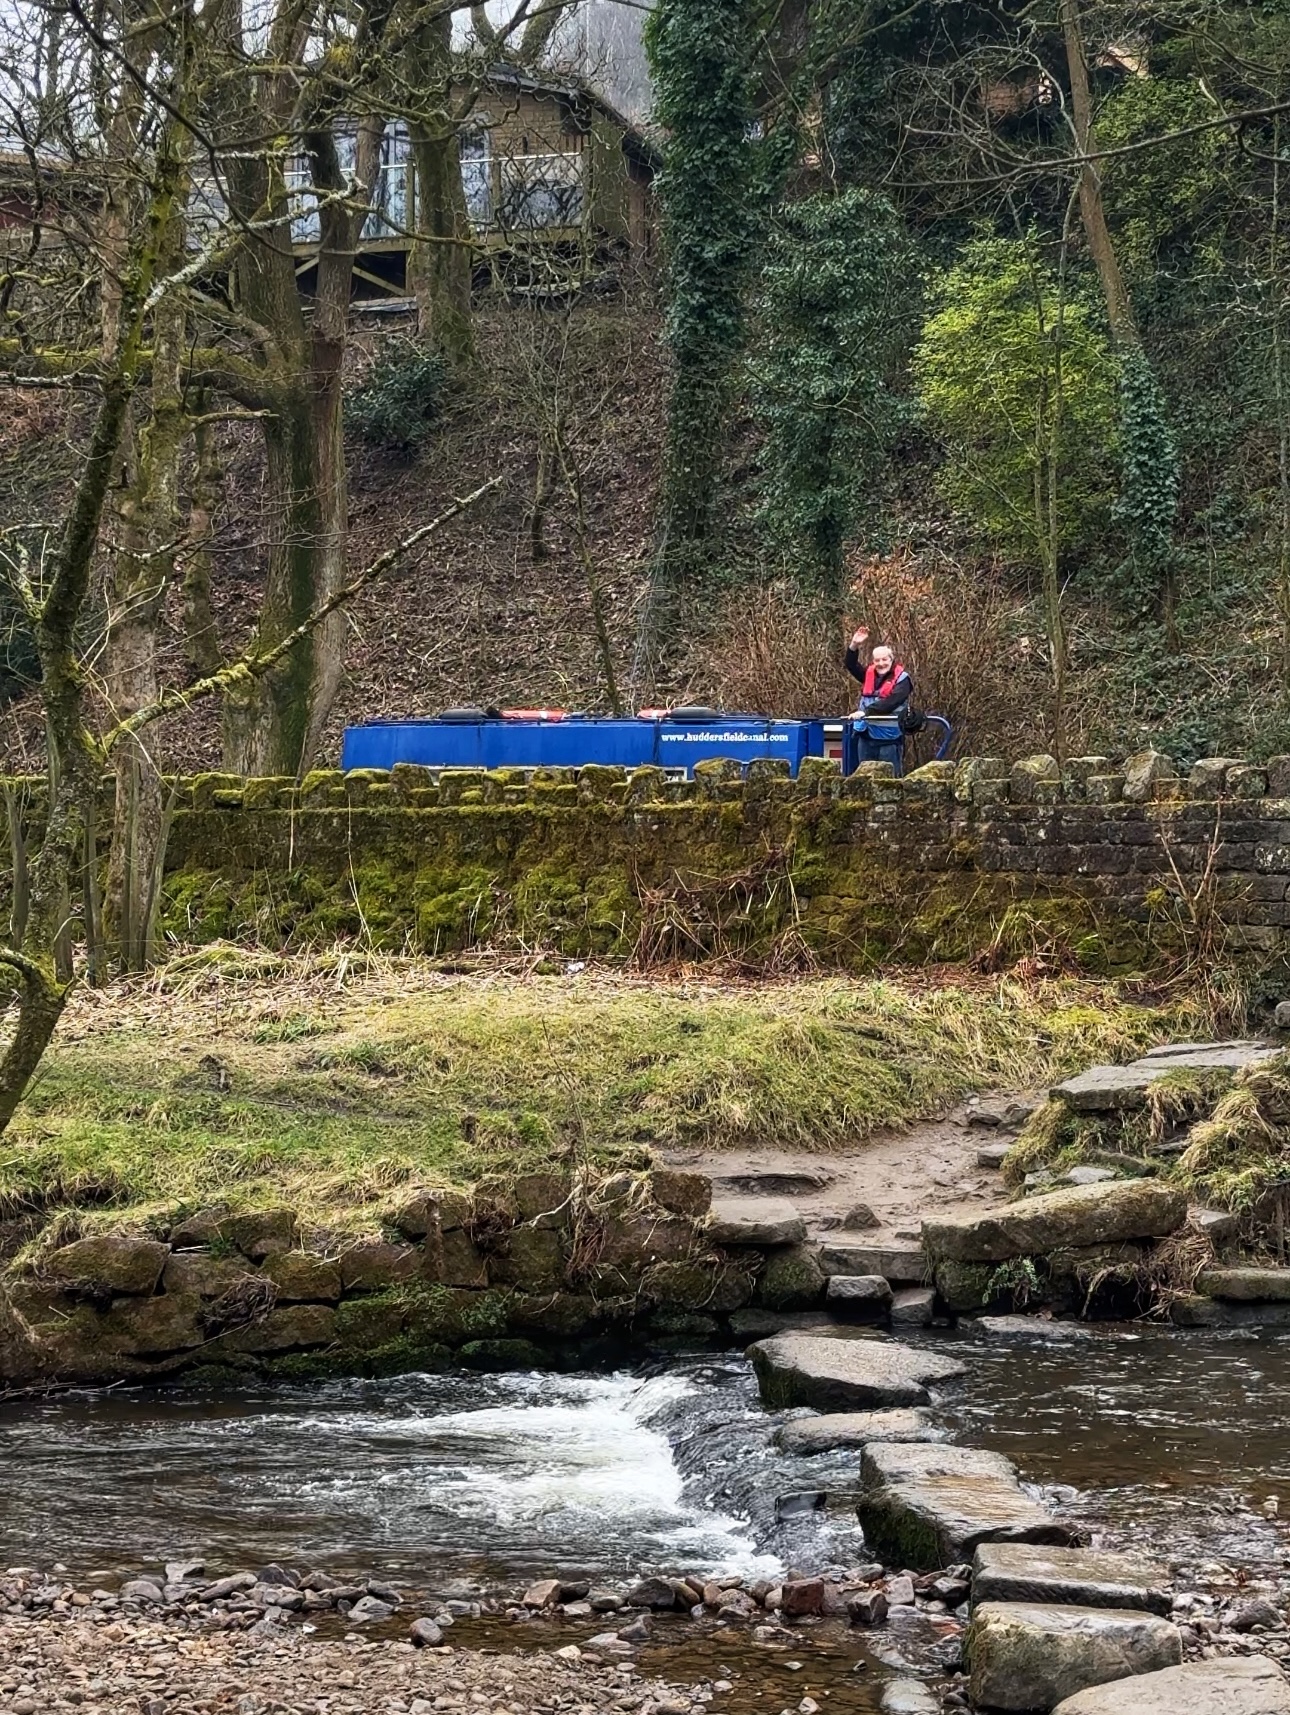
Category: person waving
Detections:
[{"x1": 845, "y1": 626, "x2": 912, "y2": 767}]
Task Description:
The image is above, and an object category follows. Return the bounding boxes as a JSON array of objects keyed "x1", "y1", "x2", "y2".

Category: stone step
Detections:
[
  {"x1": 971, "y1": 1544, "x2": 1171, "y2": 1615},
  {"x1": 816, "y1": 1242, "x2": 928, "y2": 1283},
  {"x1": 1054, "y1": 1043, "x2": 1278, "y2": 1114},
  {"x1": 1197, "y1": 1266, "x2": 1290, "y2": 1303},
  {"x1": 774, "y1": 1407, "x2": 942, "y2": 1455},
  {"x1": 857, "y1": 1442, "x2": 1079, "y2": 1571},
  {"x1": 825, "y1": 1275, "x2": 893, "y2": 1320},
  {"x1": 706, "y1": 1197, "x2": 806, "y2": 1246},
  {"x1": 1051, "y1": 1656, "x2": 1290, "y2": 1715},
  {"x1": 974, "y1": 1316, "x2": 1099, "y2": 1341},
  {"x1": 748, "y1": 1330, "x2": 966, "y2": 1412},
  {"x1": 966, "y1": 1600, "x2": 1182, "y2": 1712},
  {"x1": 923, "y1": 1180, "x2": 1186, "y2": 1265},
  {"x1": 1171, "y1": 1295, "x2": 1290, "y2": 1330}
]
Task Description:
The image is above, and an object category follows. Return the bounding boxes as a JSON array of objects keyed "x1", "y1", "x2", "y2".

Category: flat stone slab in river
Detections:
[
  {"x1": 817, "y1": 1242, "x2": 928, "y2": 1283},
  {"x1": 923, "y1": 1180, "x2": 1186, "y2": 1265},
  {"x1": 857, "y1": 1442, "x2": 1079, "y2": 1570},
  {"x1": 1053, "y1": 1043, "x2": 1279, "y2": 1113},
  {"x1": 972, "y1": 1544, "x2": 1171, "y2": 1615},
  {"x1": 1198, "y1": 1267, "x2": 1290, "y2": 1302},
  {"x1": 1052, "y1": 1656, "x2": 1290, "y2": 1715},
  {"x1": 706, "y1": 1198, "x2": 806, "y2": 1246},
  {"x1": 748, "y1": 1332, "x2": 966, "y2": 1412},
  {"x1": 774, "y1": 1407, "x2": 943, "y2": 1455},
  {"x1": 966, "y1": 1601, "x2": 1182, "y2": 1712}
]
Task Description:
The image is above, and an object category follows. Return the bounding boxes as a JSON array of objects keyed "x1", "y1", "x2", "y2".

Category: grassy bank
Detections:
[{"x1": 2, "y1": 947, "x2": 1213, "y2": 1237}]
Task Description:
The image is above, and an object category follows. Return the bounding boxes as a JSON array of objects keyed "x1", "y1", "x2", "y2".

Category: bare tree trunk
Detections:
[{"x1": 1060, "y1": 0, "x2": 1138, "y2": 351}]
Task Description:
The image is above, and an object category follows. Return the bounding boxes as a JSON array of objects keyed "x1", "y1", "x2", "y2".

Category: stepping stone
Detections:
[
  {"x1": 826, "y1": 1275, "x2": 893, "y2": 1318},
  {"x1": 972, "y1": 1544, "x2": 1171, "y2": 1615},
  {"x1": 1054, "y1": 1044, "x2": 1278, "y2": 1114},
  {"x1": 974, "y1": 1316, "x2": 1098, "y2": 1340},
  {"x1": 1051, "y1": 1655, "x2": 1290, "y2": 1715},
  {"x1": 923, "y1": 1180, "x2": 1186, "y2": 1265},
  {"x1": 858, "y1": 1443, "x2": 1078, "y2": 1570},
  {"x1": 748, "y1": 1331, "x2": 965, "y2": 1412},
  {"x1": 729, "y1": 1308, "x2": 838, "y2": 1341},
  {"x1": 707, "y1": 1197, "x2": 805, "y2": 1246},
  {"x1": 774, "y1": 1408, "x2": 942, "y2": 1455},
  {"x1": 1171, "y1": 1295, "x2": 1290, "y2": 1330},
  {"x1": 817, "y1": 1242, "x2": 927, "y2": 1283},
  {"x1": 966, "y1": 1601, "x2": 1182, "y2": 1712},
  {"x1": 1198, "y1": 1267, "x2": 1290, "y2": 1302}
]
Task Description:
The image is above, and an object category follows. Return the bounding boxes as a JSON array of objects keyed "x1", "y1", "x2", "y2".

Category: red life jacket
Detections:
[{"x1": 861, "y1": 662, "x2": 908, "y2": 700}]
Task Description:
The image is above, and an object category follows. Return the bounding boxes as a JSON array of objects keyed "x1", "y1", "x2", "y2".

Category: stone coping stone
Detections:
[
  {"x1": 971, "y1": 1544, "x2": 1171, "y2": 1615},
  {"x1": 1198, "y1": 1267, "x2": 1290, "y2": 1303},
  {"x1": 748, "y1": 1331, "x2": 966, "y2": 1412},
  {"x1": 774, "y1": 1407, "x2": 943, "y2": 1455},
  {"x1": 707, "y1": 1197, "x2": 806, "y2": 1246},
  {"x1": 1051, "y1": 1656, "x2": 1290, "y2": 1715},
  {"x1": 966, "y1": 1601, "x2": 1183, "y2": 1712},
  {"x1": 858, "y1": 1443, "x2": 1078, "y2": 1571},
  {"x1": 817, "y1": 1242, "x2": 928, "y2": 1283},
  {"x1": 923, "y1": 1180, "x2": 1187, "y2": 1265},
  {"x1": 1054, "y1": 1044, "x2": 1279, "y2": 1113}
]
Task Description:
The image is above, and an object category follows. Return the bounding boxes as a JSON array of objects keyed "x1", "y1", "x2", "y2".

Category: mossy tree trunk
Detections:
[
  {"x1": 407, "y1": 10, "x2": 475, "y2": 366},
  {"x1": 0, "y1": 120, "x2": 187, "y2": 1138}
]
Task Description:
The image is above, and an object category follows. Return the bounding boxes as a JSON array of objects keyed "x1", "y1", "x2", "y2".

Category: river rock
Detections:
[
  {"x1": 967, "y1": 1601, "x2": 1182, "y2": 1711},
  {"x1": 348, "y1": 1595, "x2": 394, "y2": 1622},
  {"x1": 858, "y1": 1443, "x2": 1078, "y2": 1570},
  {"x1": 818, "y1": 1243, "x2": 927, "y2": 1283},
  {"x1": 523, "y1": 1579, "x2": 562, "y2": 1608},
  {"x1": 1051, "y1": 1655, "x2": 1290, "y2": 1714},
  {"x1": 1198, "y1": 1267, "x2": 1290, "y2": 1302},
  {"x1": 409, "y1": 1617, "x2": 443, "y2": 1646},
  {"x1": 47, "y1": 1235, "x2": 169, "y2": 1296},
  {"x1": 923, "y1": 1181, "x2": 1186, "y2": 1265},
  {"x1": 972, "y1": 1544, "x2": 1171, "y2": 1615},
  {"x1": 748, "y1": 1332, "x2": 966, "y2": 1411},
  {"x1": 707, "y1": 1198, "x2": 806, "y2": 1245},
  {"x1": 775, "y1": 1408, "x2": 941, "y2": 1454},
  {"x1": 627, "y1": 1576, "x2": 680, "y2": 1609},
  {"x1": 826, "y1": 1275, "x2": 894, "y2": 1316},
  {"x1": 891, "y1": 1287, "x2": 936, "y2": 1327},
  {"x1": 881, "y1": 1681, "x2": 939, "y2": 1715}
]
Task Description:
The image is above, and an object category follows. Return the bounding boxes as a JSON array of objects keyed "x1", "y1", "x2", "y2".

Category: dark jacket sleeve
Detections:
[
  {"x1": 866, "y1": 672, "x2": 912, "y2": 714},
  {"x1": 845, "y1": 646, "x2": 865, "y2": 686}
]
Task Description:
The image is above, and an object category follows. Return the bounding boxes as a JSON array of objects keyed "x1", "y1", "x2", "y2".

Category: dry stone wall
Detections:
[{"x1": 7, "y1": 747, "x2": 1290, "y2": 967}]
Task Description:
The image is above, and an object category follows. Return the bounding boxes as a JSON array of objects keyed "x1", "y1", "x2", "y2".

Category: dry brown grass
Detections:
[{"x1": 691, "y1": 552, "x2": 1022, "y2": 752}]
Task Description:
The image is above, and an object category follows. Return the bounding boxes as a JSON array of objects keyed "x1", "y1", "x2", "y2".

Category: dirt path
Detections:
[{"x1": 663, "y1": 1092, "x2": 1038, "y2": 1243}]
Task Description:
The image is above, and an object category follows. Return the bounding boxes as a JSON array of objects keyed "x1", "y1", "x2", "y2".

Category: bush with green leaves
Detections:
[
  {"x1": 346, "y1": 341, "x2": 448, "y2": 453},
  {"x1": 913, "y1": 238, "x2": 1119, "y2": 565},
  {"x1": 749, "y1": 189, "x2": 919, "y2": 597}
]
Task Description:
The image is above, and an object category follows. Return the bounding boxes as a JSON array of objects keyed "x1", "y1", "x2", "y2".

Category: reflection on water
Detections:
[
  {"x1": 940, "y1": 1325, "x2": 1290, "y2": 1571},
  {"x1": 0, "y1": 1369, "x2": 781, "y2": 1582}
]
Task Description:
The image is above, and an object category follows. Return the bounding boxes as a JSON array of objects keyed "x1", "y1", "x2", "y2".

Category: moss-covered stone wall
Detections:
[{"x1": 7, "y1": 748, "x2": 1290, "y2": 969}]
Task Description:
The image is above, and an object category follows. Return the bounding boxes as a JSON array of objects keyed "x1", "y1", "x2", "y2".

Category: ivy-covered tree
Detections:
[
  {"x1": 749, "y1": 188, "x2": 918, "y2": 600},
  {"x1": 645, "y1": 0, "x2": 758, "y2": 611}
]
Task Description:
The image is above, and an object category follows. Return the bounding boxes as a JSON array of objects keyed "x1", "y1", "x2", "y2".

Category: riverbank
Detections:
[
  {"x1": 4, "y1": 952, "x2": 1207, "y2": 1238},
  {"x1": 0, "y1": 1608, "x2": 717, "y2": 1715}
]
